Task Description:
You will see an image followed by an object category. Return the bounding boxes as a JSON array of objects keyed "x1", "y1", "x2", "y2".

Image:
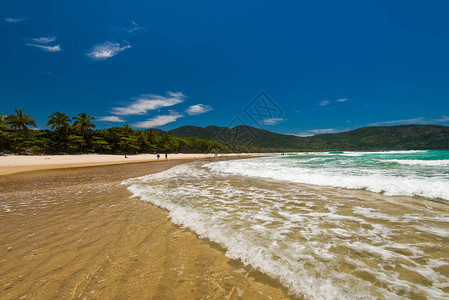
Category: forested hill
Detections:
[
  {"x1": 167, "y1": 125, "x2": 449, "y2": 151},
  {"x1": 2, "y1": 108, "x2": 448, "y2": 154}
]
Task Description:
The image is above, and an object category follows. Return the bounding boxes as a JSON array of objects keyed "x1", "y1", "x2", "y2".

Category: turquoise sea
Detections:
[
  {"x1": 124, "y1": 150, "x2": 449, "y2": 299},
  {"x1": 211, "y1": 150, "x2": 449, "y2": 201}
]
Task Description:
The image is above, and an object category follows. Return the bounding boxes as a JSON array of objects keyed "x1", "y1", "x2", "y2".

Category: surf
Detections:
[
  {"x1": 123, "y1": 155, "x2": 449, "y2": 298},
  {"x1": 205, "y1": 150, "x2": 449, "y2": 201}
]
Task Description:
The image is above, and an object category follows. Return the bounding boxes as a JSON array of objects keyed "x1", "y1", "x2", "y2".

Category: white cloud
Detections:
[
  {"x1": 98, "y1": 116, "x2": 125, "y2": 122},
  {"x1": 112, "y1": 92, "x2": 186, "y2": 115},
  {"x1": 369, "y1": 118, "x2": 425, "y2": 126},
  {"x1": 319, "y1": 100, "x2": 330, "y2": 106},
  {"x1": 133, "y1": 112, "x2": 183, "y2": 128},
  {"x1": 296, "y1": 128, "x2": 336, "y2": 137},
  {"x1": 262, "y1": 118, "x2": 286, "y2": 125},
  {"x1": 166, "y1": 91, "x2": 185, "y2": 98},
  {"x1": 434, "y1": 115, "x2": 449, "y2": 122},
  {"x1": 25, "y1": 44, "x2": 62, "y2": 52},
  {"x1": 337, "y1": 98, "x2": 348, "y2": 102},
  {"x1": 186, "y1": 104, "x2": 212, "y2": 115},
  {"x1": 87, "y1": 41, "x2": 131, "y2": 60},
  {"x1": 4, "y1": 17, "x2": 25, "y2": 23},
  {"x1": 32, "y1": 36, "x2": 56, "y2": 44},
  {"x1": 369, "y1": 116, "x2": 449, "y2": 126},
  {"x1": 309, "y1": 128, "x2": 336, "y2": 134}
]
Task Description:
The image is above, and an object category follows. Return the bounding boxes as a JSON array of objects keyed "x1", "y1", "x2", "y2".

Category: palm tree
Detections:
[
  {"x1": 122, "y1": 123, "x2": 133, "y2": 135},
  {"x1": 7, "y1": 108, "x2": 37, "y2": 130},
  {"x1": 72, "y1": 113, "x2": 96, "y2": 152},
  {"x1": 147, "y1": 128, "x2": 158, "y2": 144},
  {"x1": 0, "y1": 115, "x2": 8, "y2": 129},
  {"x1": 46, "y1": 111, "x2": 71, "y2": 131}
]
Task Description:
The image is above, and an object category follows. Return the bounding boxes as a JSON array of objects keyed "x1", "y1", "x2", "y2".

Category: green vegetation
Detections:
[
  {"x1": 168, "y1": 124, "x2": 449, "y2": 151},
  {"x1": 1, "y1": 108, "x2": 448, "y2": 155},
  {"x1": 5, "y1": 108, "x2": 37, "y2": 131},
  {"x1": 0, "y1": 109, "x2": 274, "y2": 155},
  {"x1": 298, "y1": 125, "x2": 449, "y2": 151}
]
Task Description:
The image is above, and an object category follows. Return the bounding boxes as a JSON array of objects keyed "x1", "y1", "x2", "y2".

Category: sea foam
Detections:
[
  {"x1": 123, "y1": 159, "x2": 449, "y2": 299},
  {"x1": 204, "y1": 152, "x2": 449, "y2": 201}
]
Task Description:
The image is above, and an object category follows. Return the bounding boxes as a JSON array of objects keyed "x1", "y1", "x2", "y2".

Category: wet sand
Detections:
[{"x1": 0, "y1": 159, "x2": 290, "y2": 299}]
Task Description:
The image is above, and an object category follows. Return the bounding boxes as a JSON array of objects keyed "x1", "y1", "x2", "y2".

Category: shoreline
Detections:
[
  {"x1": 0, "y1": 153, "x2": 267, "y2": 176},
  {"x1": 0, "y1": 157, "x2": 289, "y2": 299}
]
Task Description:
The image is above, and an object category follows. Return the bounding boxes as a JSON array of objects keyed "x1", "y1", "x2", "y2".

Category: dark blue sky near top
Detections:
[{"x1": 1, "y1": 0, "x2": 448, "y2": 135}]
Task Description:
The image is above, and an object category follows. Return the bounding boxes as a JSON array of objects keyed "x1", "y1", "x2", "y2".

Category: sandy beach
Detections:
[
  {"x1": 0, "y1": 156, "x2": 289, "y2": 299},
  {"x1": 0, "y1": 153, "x2": 260, "y2": 176}
]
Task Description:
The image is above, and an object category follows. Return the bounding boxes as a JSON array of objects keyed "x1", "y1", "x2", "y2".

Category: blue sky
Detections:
[{"x1": 1, "y1": 0, "x2": 448, "y2": 136}]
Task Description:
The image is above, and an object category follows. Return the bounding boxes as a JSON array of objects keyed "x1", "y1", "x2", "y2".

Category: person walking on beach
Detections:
[
  {"x1": 165, "y1": 153, "x2": 168, "y2": 159},
  {"x1": 157, "y1": 153, "x2": 160, "y2": 160}
]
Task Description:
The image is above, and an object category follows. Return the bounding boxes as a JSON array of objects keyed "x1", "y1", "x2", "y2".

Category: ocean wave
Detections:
[
  {"x1": 383, "y1": 159, "x2": 449, "y2": 166},
  {"x1": 123, "y1": 163, "x2": 449, "y2": 299},
  {"x1": 295, "y1": 150, "x2": 429, "y2": 156},
  {"x1": 123, "y1": 166, "x2": 358, "y2": 298},
  {"x1": 205, "y1": 158, "x2": 449, "y2": 201}
]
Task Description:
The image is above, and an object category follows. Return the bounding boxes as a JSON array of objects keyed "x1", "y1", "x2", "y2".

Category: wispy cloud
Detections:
[
  {"x1": 262, "y1": 118, "x2": 286, "y2": 125},
  {"x1": 369, "y1": 118, "x2": 424, "y2": 126},
  {"x1": 32, "y1": 36, "x2": 56, "y2": 44},
  {"x1": 87, "y1": 41, "x2": 131, "y2": 60},
  {"x1": 296, "y1": 128, "x2": 337, "y2": 137},
  {"x1": 25, "y1": 44, "x2": 62, "y2": 52},
  {"x1": 369, "y1": 116, "x2": 449, "y2": 126},
  {"x1": 4, "y1": 17, "x2": 25, "y2": 23},
  {"x1": 308, "y1": 128, "x2": 336, "y2": 134},
  {"x1": 318, "y1": 98, "x2": 348, "y2": 106},
  {"x1": 112, "y1": 92, "x2": 186, "y2": 115},
  {"x1": 133, "y1": 111, "x2": 183, "y2": 128},
  {"x1": 98, "y1": 116, "x2": 125, "y2": 122},
  {"x1": 435, "y1": 116, "x2": 449, "y2": 122},
  {"x1": 125, "y1": 20, "x2": 144, "y2": 33},
  {"x1": 186, "y1": 104, "x2": 212, "y2": 115},
  {"x1": 26, "y1": 36, "x2": 61, "y2": 52}
]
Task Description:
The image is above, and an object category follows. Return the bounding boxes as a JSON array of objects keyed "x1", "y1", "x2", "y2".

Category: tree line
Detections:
[{"x1": 0, "y1": 109, "x2": 276, "y2": 154}]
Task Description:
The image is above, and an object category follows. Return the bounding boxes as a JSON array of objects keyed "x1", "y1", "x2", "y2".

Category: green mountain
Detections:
[
  {"x1": 168, "y1": 125, "x2": 302, "y2": 149},
  {"x1": 167, "y1": 124, "x2": 449, "y2": 151}
]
